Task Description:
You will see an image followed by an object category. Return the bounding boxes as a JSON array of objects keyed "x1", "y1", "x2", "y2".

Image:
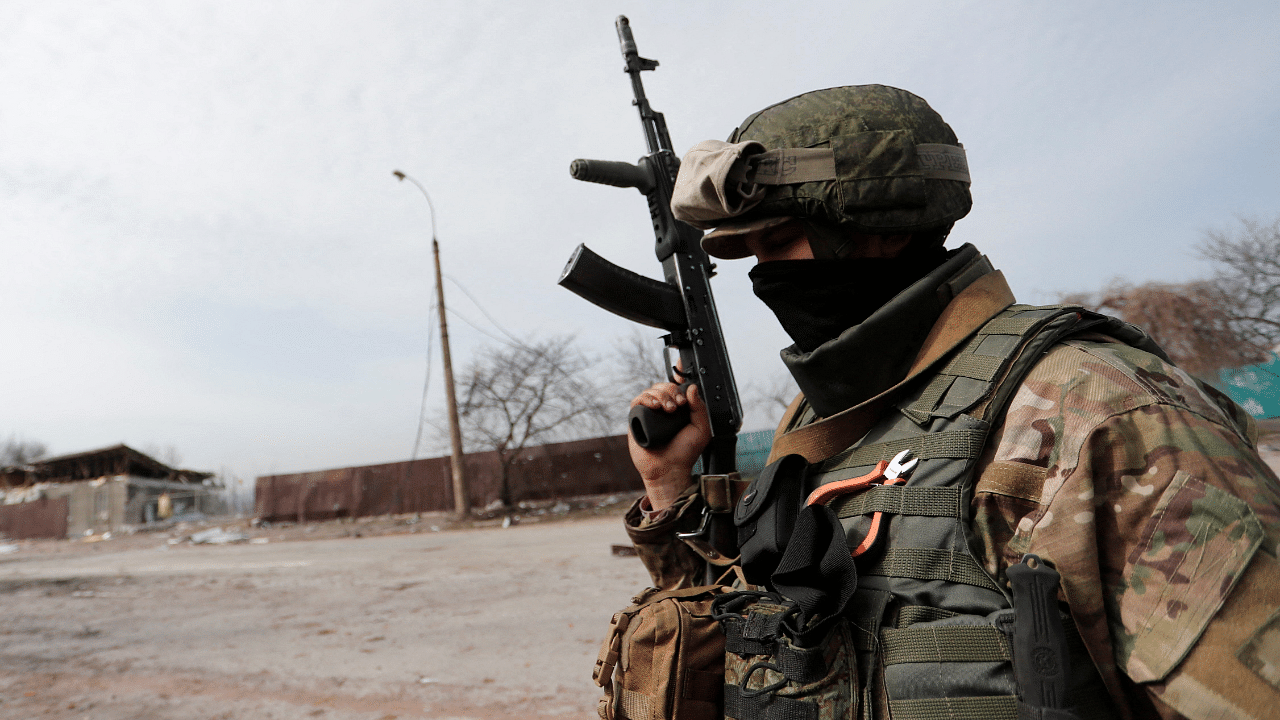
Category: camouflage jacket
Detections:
[{"x1": 624, "y1": 282, "x2": 1280, "y2": 720}]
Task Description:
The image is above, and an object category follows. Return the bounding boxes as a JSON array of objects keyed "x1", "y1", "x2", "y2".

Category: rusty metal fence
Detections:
[
  {"x1": 0, "y1": 496, "x2": 69, "y2": 540},
  {"x1": 255, "y1": 434, "x2": 643, "y2": 521}
]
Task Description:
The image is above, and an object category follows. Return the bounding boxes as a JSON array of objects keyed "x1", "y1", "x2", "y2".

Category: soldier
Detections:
[{"x1": 622, "y1": 85, "x2": 1280, "y2": 719}]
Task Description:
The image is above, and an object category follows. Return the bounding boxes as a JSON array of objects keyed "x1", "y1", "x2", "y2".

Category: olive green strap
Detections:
[
  {"x1": 903, "y1": 304, "x2": 1088, "y2": 424},
  {"x1": 823, "y1": 429, "x2": 986, "y2": 471},
  {"x1": 981, "y1": 315, "x2": 1045, "y2": 336},
  {"x1": 881, "y1": 625, "x2": 1011, "y2": 665},
  {"x1": 902, "y1": 375, "x2": 954, "y2": 425},
  {"x1": 942, "y1": 352, "x2": 1006, "y2": 382},
  {"x1": 896, "y1": 605, "x2": 959, "y2": 627},
  {"x1": 737, "y1": 147, "x2": 838, "y2": 184},
  {"x1": 888, "y1": 695, "x2": 1017, "y2": 720},
  {"x1": 864, "y1": 548, "x2": 1001, "y2": 593},
  {"x1": 829, "y1": 486, "x2": 962, "y2": 519},
  {"x1": 733, "y1": 143, "x2": 970, "y2": 185}
]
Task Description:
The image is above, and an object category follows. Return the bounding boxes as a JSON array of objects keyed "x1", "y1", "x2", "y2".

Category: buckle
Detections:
[{"x1": 700, "y1": 472, "x2": 747, "y2": 513}]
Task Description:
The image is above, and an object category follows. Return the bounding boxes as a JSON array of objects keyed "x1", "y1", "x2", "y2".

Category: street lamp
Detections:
[{"x1": 394, "y1": 169, "x2": 470, "y2": 520}]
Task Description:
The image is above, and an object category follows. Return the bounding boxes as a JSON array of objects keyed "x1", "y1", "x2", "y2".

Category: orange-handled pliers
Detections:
[{"x1": 804, "y1": 449, "x2": 918, "y2": 557}]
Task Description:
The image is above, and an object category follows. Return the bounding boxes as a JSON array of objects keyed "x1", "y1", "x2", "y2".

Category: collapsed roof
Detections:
[{"x1": 2, "y1": 444, "x2": 214, "y2": 487}]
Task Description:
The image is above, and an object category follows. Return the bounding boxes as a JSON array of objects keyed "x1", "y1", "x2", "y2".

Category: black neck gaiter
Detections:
[{"x1": 749, "y1": 247, "x2": 949, "y2": 353}]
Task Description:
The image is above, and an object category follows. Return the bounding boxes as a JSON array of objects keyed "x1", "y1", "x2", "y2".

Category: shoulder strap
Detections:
[{"x1": 901, "y1": 305, "x2": 1094, "y2": 425}]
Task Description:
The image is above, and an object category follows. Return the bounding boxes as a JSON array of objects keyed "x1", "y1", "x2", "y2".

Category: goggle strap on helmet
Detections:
[
  {"x1": 915, "y1": 145, "x2": 970, "y2": 183},
  {"x1": 728, "y1": 147, "x2": 836, "y2": 185},
  {"x1": 729, "y1": 143, "x2": 970, "y2": 186}
]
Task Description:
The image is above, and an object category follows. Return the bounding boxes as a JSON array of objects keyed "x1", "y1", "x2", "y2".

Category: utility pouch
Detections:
[
  {"x1": 735, "y1": 454, "x2": 808, "y2": 586},
  {"x1": 594, "y1": 585, "x2": 733, "y2": 720},
  {"x1": 713, "y1": 591, "x2": 858, "y2": 720}
]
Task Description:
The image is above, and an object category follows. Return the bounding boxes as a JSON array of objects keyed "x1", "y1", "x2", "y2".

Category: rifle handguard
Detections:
[{"x1": 629, "y1": 403, "x2": 691, "y2": 448}]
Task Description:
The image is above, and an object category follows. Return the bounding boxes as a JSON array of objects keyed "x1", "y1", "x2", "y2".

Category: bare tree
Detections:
[
  {"x1": 611, "y1": 330, "x2": 804, "y2": 431},
  {"x1": 142, "y1": 444, "x2": 183, "y2": 468},
  {"x1": 610, "y1": 327, "x2": 670, "y2": 401},
  {"x1": 746, "y1": 372, "x2": 800, "y2": 430},
  {"x1": 1199, "y1": 216, "x2": 1280, "y2": 353},
  {"x1": 453, "y1": 335, "x2": 616, "y2": 508},
  {"x1": 1065, "y1": 279, "x2": 1270, "y2": 377},
  {"x1": 1, "y1": 435, "x2": 47, "y2": 466}
]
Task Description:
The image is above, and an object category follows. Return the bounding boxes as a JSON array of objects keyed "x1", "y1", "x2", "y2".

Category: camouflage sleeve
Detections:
[
  {"x1": 623, "y1": 483, "x2": 708, "y2": 591},
  {"x1": 972, "y1": 338, "x2": 1280, "y2": 719}
]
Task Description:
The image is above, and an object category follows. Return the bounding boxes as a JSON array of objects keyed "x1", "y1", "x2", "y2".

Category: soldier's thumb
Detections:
[{"x1": 686, "y1": 384, "x2": 711, "y2": 432}]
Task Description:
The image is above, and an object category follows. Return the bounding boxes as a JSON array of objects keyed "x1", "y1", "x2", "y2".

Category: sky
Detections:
[{"x1": 2, "y1": 1, "x2": 1278, "y2": 494}]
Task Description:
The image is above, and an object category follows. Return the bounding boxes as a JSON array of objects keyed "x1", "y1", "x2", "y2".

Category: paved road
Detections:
[{"x1": 0, "y1": 515, "x2": 651, "y2": 720}]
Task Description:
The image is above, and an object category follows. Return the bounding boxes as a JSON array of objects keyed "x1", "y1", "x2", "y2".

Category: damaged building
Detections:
[{"x1": 0, "y1": 444, "x2": 225, "y2": 540}]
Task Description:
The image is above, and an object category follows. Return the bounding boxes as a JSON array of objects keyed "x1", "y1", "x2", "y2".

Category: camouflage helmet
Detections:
[{"x1": 693, "y1": 85, "x2": 972, "y2": 254}]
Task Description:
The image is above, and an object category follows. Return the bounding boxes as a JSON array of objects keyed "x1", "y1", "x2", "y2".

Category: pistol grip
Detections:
[
  {"x1": 1008, "y1": 554, "x2": 1071, "y2": 710},
  {"x1": 629, "y1": 403, "x2": 691, "y2": 448}
]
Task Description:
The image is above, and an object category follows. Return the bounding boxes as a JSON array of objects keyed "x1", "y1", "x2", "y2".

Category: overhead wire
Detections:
[
  {"x1": 446, "y1": 306, "x2": 517, "y2": 346},
  {"x1": 411, "y1": 272, "x2": 520, "y2": 461},
  {"x1": 444, "y1": 274, "x2": 528, "y2": 348}
]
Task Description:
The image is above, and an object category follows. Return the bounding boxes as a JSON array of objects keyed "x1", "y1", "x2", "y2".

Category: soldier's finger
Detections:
[
  {"x1": 635, "y1": 386, "x2": 682, "y2": 412},
  {"x1": 686, "y1": 384, "x2": 711, "y2": 434}
]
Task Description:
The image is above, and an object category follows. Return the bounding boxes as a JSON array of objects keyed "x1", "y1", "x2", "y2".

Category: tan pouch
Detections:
[{"x1": 594, "y1": 585, "x2": 733, "y2": 720}]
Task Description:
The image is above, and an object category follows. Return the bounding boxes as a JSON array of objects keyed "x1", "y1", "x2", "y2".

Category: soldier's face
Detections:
[
  {"x1": 743, "y1": 221, "x2": 914, "y2": 264},
  {"x1": 744, "y1": 221, "x2": 813, "y2": 263}
]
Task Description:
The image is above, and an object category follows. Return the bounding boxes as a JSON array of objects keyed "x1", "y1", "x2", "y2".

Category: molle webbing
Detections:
[
  {"x1": 863, "y1": 548, "x2": 1001, "y2": 593},
  {"x1": 719, "y1": 594, "x2": 858, "y2": 720},
  {"x1": 896, "y1": 605, "x2": 959, "y2": 626},
  {"x1": 741, "y1": 302, "x2": 1137, "y2": 719},
  {"x1": 829, "y1": 486, "x2": 962, "y2": 520},
  {"x1": 881, "y1": 625, "x2": 1011, "y2": 665},
  {"x1": 889, "y1": 696, "x2": 1018, "y2": 720},
  {"x1": 901, "y1": 305, "x2": 1090, "y2": 425},
  {"x1": 823, "y1": 428, "x2": 986, "y2": 470},
  {"x1": 791, "y1": 303, "x2": 1122, "y2": 720}
]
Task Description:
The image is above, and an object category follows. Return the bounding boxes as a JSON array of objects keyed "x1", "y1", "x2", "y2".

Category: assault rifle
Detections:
[{"x1": 558, "y1": 16, "x2": 743, "y2": 556}]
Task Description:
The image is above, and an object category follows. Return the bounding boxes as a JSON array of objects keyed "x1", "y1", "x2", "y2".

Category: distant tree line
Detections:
[
  {"x1": 1065, "y1": 216, "x2": 1280, "y2": 377},
  {"x1": 0, "y1": 435, "x2": 47, "y2": 467}
]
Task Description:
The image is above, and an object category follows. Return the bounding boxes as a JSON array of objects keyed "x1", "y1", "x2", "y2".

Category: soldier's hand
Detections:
[{"x1": 628, "y1": 382, "x2": 711, "y2": 512}]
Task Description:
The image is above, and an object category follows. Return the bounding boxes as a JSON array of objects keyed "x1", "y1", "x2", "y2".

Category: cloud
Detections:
[{"x1": 1, "y1": 0, "x2": 1277, "y2": 480}]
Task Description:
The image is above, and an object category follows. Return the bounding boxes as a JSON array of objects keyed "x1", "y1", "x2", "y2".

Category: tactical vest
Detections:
[{"x1": 771, "y1": 304, "x2": 1156, "y2": 720}]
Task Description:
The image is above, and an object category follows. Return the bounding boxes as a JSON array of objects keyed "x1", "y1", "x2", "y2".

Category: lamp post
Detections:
[{"x1": 394, "y1": 170, "x2": 470, "y2": 520}]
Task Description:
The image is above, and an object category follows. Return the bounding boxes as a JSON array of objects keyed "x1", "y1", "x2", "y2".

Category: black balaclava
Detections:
[{"x1": 749, "y1": 244, "x2": 949, "y2": 353}]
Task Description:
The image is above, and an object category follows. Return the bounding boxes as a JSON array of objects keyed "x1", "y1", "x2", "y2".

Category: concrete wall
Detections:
[{"x1": 62, "y1": 477, "x2": 128, "y2": 538}]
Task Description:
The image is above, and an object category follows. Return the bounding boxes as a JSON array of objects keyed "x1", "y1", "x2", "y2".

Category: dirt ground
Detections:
[
  {"x1": 0, "y1": 495, "x2": 653, "y2": 720},
  {"x1": 2, "y1": 430, "x2": 1278, "y2": 720}
]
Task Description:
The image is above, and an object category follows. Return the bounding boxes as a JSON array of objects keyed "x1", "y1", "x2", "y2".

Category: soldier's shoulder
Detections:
[{"x1": 1018, "y1": 335, "x2": 1255, "y2": 442}]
